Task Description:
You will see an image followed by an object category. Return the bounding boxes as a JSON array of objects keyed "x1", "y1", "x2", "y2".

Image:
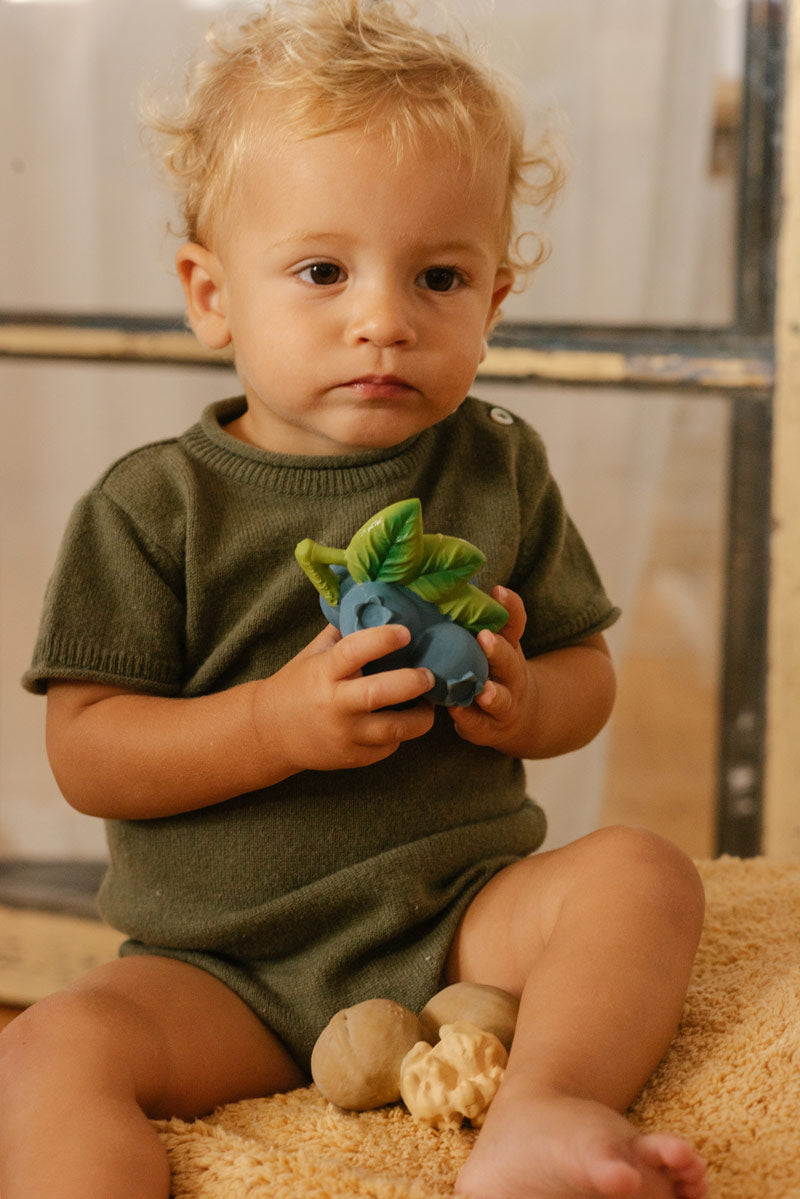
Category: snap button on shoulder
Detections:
[{"x1": 489, "y1": 406, "x2": 514, "y2": 426}]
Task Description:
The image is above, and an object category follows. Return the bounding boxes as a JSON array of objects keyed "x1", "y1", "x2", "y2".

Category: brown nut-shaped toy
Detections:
[
  {"x1": 311, "y1": 998, "x2": 425, "y2": 1110},
  {"x1": 419, "y1": 982, "x2": 519, "y2": 1051}
]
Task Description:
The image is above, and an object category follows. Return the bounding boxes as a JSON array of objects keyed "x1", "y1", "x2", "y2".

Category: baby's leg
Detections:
[
  {"x1": 446, "y1": 826, "x2": 707, "y2": 1199},
  {"x1": 0, "y1": 954, "x2": 306, "y2": 1199}
]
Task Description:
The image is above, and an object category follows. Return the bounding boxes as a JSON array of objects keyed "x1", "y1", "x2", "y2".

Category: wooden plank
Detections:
[
  {"x1": 0, "y1": 319, "x2": 775, "y2": 392},
  {"x1": 0, "y1": 905, "x2": 121, "y2": 1006},
  {"x1": 0, "y1": 322, "x2": 227, "y2": 367},
  {"x1": 0, "y1": 861, "x2": 120, "y2": 1005},
  {"x1": 480, "y1": 345, "x2": 773, "y2": 390}
]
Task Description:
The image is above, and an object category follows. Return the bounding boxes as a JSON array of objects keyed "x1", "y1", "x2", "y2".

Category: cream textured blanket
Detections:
[{"x1": 155, "y1": 856, "x2": 800, "y2": 1198}]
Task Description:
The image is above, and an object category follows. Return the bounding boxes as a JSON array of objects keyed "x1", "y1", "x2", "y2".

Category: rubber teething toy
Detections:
[
  {"x1": 399, "y1": 1020, "x2": 508, "y2": 1129},
  {"x1": 418, "y1": 981, "x2": 519, "y2": 1052},
  {"x1": 310, "y1": 983, "x2": 518, "y2": 1128},
  {"x1": 295, "y1": 498, "x2": 508, "y2": 707},
  {"x1": 310, "y1": 998, "x2": 425, "y2": 1110}
]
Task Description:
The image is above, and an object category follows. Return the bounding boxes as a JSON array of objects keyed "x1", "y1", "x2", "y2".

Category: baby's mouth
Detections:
[{"x1": 342, "y1": 375, "x2": 414, "y2": 399}]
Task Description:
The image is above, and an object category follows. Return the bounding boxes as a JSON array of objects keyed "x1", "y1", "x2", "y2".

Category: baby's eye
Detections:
[
  {"x1": 419, "y1": 266, "x2": 464, "y2": 293},
  {"x1": 297, "y1": 262, "x2": 344, "y2": 286}
]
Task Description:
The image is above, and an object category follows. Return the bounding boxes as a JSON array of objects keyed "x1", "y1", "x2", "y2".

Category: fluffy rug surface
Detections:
[{"x1": 155, "y1": 855, "x2": 800, "y2": 1198}]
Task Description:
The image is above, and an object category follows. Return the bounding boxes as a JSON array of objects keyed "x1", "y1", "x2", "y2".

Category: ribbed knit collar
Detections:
[{"x1": 182, "y1": 397, "x2": 437, "y2": 497}]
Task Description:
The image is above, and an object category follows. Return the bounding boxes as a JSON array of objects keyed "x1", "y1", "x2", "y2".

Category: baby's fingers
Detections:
[
  {"x1": 296, "y1": 622, "x2": 342, "y2": 658},
  {"x1": 474, "y1": 677, "x2": 515, "y2": 720},
  {"x1": 330, "y1": 623, "x2": 412, "y2": 679},
  {"x1": 477, "y1": 627, "x2": 525, "y2": 692},
  {"x1": 493, "y1": 585, "x2": 527, "y2": 645},
  {"x1": 342, "y1": 664, "x2": 436, "y2": 716},
  {"x1": 449, "y1": 685, "x2": 507, "y2": 746},
  {"x1": 357, "y1": 693, "x2": 436, "y2": 747}
]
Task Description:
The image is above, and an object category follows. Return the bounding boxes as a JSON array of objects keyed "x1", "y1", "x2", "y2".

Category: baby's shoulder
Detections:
[
  {"x1": 459, "y1": 395, "x2": 546, "y2": 449},
  {"x1": 453, "y1": 396, "x2": 550, "y2": 480},
  {"x1": 97, "y1": 434, "x2": 187, "y2": 490},
  {"x1": 80, "y1": 434, "x2": 205, "y2": 554},
  {"x1": 94, "y1": 400, "x2": 245, "y2": 512},
  {"x1": 93, "y1": 432, "x2": 203, "y2": 517}
]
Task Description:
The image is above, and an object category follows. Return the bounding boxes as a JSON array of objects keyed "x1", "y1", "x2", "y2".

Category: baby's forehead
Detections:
[
  {"x1": 239, "y1": 93, "x2": 498, "y2": 163},
  {"x1": 230, "y1": 122, "x2": 507, "y2": 223},
  {"x1": 235, "y1": 109, "x2": 507, "y2": 194},
  {"x1": 196, "y1": 88, "x2": 513, "y2": 255}
]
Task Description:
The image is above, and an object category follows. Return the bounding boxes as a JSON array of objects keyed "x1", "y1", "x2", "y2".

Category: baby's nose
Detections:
[{"x1": 346, "y1": 286, "x2": 416, "y2": 348}]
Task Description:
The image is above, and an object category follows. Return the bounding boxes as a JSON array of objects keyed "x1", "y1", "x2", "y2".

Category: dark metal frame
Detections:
[
  {"x1": 0, "y1": 1, "x2": 784, "y2": 856},
  {"x1": 712, "y1": 0, "x2": 784, "y2": 856}
]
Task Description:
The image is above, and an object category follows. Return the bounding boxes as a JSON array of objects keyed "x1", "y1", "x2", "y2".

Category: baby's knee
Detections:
[
  {"x1": 1, "y1": 991, "x2": 97, "y2": 1082},
  {"x1": 590, "y1": 825, "x2": 705, "y2": 935},
  {"x1": 0, "y1": 1002, "x2": 66, "y2": 1110},
  {"x1": 0, "y1": 983, "x2": 144, "y2": 1106}
]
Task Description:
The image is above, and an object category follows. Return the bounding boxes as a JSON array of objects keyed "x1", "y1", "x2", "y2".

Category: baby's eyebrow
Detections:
[
  {"x1": 269, "y1": 232, "x2": 487, "y2": 260},
  {"x1": 269, "y1": 231, "x2": 348, "y2": 250},
  {"x1": 278, "y1": 232, "x2": 484, "y2": 254},
  {"x1": 408, "y1": 242, "x2": 494, "y2": 272},
  {"x1": 422, "y1": 241, "x2": 487, "y2": 260}
]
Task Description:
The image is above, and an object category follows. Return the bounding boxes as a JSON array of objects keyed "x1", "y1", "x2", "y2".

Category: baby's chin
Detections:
[
  {"x1": 317, "y1": 418, "x2": 434, "y2": 455},
  {"x1": 333, "y1": 401, "x2": 463, "y2": 452}
]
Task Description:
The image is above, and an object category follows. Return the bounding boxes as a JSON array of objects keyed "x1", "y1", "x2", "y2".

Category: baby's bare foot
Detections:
[{"x1": 454, "y1": 1093, "x2": 707, "y2": 1199}]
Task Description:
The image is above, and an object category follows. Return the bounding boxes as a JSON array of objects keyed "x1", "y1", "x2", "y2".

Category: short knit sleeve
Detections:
[
  {"x1": 512, "y1": 469, "x2": 619, "y2": 657},
  {"x1": 23, "y1": 479, "x2": 187, "y2": 696},
  {"x1": 460, "y1": 410, "x2": 619, "y2": 658}
]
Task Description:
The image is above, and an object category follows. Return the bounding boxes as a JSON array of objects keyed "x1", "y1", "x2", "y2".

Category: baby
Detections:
[{"x1": 0, "y1": 3, "x2": 707, "y2": 1197}]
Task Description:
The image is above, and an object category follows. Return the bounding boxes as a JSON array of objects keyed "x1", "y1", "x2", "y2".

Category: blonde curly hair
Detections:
[{"x1": 144, "y1": 0, "x2": 565, "y2": 277}]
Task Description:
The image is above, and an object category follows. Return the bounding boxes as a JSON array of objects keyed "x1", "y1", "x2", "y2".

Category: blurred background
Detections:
[{"x1": 1, "y1": 0, "x2": 755, "y2": 863}]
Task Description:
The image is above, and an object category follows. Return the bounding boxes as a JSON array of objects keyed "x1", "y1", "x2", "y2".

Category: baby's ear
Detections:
[
  {"x1": 175, "y1": 243, "x2": 231, "y2": 350},
  {"x1": 487, "y1": 267, "x2": 514, "y2": 328}
]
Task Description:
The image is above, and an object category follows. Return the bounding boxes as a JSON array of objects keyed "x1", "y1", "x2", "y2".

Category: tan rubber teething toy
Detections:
[
  {"x1": 310, "y1": 998, "x2": 424, "y2": 1110},
  {"x1": 418, "y1": 981, "x2": 519, "y2": 1052},
  {"x1": 399, "y1": 1021, "x2": 508, "y2": 1129},
  {"x1": 310, "y1": 983, "x2": 519, "y2": 1127}
]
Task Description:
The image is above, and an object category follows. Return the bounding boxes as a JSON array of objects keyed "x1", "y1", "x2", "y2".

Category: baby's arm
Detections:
[
  {"x1": 449, "y1": 586, "x2": 616, "y2": 759},
  {"x1": 45, "y1": 622, "x2": 435, "y2": 820}
]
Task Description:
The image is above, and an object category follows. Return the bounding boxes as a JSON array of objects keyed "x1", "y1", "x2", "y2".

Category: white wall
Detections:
[{"x1": 0, "y1": 0, "x2": 742, "y2": 856}]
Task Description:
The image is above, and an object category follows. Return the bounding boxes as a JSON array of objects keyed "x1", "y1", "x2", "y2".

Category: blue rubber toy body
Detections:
[{"x1": 320, "y1": 571, "x2": 488, "y2": 707}]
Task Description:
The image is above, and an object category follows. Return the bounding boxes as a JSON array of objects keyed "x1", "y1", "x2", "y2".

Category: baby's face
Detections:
[{"x1": 189, "y1": 124, "x2": 513, "y2": 455}]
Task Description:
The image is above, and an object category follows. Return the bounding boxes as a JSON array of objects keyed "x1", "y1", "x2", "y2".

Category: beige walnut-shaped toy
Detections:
[
  {"x1": 311, "y1": 998, "x2": 424, "y2": 1110},
  {"x1": 419, "y1": 981, "x2": 519, "y2": 1052},
  {"x1": 399, "y1": 1020, "x2": 508, "y2": 1130}
]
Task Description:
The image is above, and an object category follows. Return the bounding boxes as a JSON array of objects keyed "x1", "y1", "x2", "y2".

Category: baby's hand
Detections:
[
  {"x1": 449, "y1": 587, "x2": 534, "y2": 753},
  {"x1": 257, "y1": 622, "x2": 436, "y2": 774}
]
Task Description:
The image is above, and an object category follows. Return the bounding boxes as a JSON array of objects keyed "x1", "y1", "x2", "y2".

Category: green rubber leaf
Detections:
[
  {"x1": 434, "y1": 582, "x2": 509, "y2": 635},
  {"x1": 345, "y1": 498, "x2": 424, "y2": 584},
  {"x1": 294, "y1": 539, "x2": 347, "y2": 605},
  {"x1": 406, "y1": 533, "x2": 486, "y2": 604}
]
